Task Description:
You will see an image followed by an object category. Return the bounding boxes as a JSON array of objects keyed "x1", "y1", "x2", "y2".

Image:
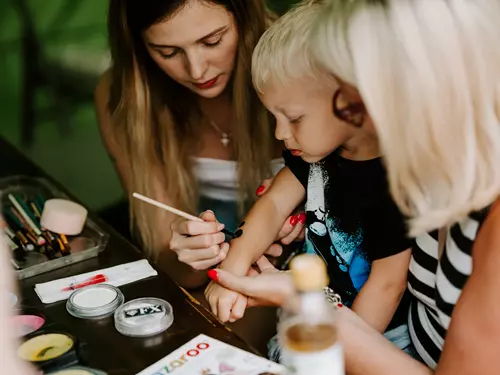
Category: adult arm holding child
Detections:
[{"x1": 205, "y1": 166, "x2": 305, "y2": 322}]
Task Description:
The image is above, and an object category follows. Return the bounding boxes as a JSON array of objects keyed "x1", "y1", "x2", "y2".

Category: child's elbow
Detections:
[
  {"x1": 367, "y1": 271, "x2": 407, "y2": 299},
  {"x1": 379, "y1": 277, "x2": 408, "y2": 300}
]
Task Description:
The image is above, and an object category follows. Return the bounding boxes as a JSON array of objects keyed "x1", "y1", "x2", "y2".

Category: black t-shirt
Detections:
[{"x1": 284, "y1": 150, "x2": 411, "y2": 329}]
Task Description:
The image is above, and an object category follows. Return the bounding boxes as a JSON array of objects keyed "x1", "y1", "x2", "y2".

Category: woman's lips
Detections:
[{"x1": 193, "y1": 76, "x2": 219, "y2": 89}]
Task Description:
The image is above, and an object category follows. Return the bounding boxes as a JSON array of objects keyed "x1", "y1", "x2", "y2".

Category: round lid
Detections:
[
  {"x1": 114, "y1": 298, "x2": 173, "y2": 337},
  {"x1": 290, "y1": 254, "x2": 329, "y2": 292},
  {"x1": 67, "y1": 285, "x2": 124, "y2": 319}
]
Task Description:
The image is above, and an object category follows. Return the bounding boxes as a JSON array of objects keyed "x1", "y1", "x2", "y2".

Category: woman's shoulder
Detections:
[
  {"x1": 470, "y1": 198, "x2": 500, "y2": 258},
  {"x1": 94, "y1": 69, "x2": 113, "y2": 133},
  {"x1": 95, "y1": 70, "x2": 112, "y2": 111},
  {"x1": 94, "y1": 69, "x2": 121, "y2": 158}
]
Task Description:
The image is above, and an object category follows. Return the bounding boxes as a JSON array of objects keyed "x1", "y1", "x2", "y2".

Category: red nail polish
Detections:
[
  {"x1": 256, "y1": 186, "x2": 265, "y2": 196},
  {"x1": 337, "y1": 303, "x2": 343, "y2": 308},
  {"x1": 207, "y1": 269, "x2": 219, "y2": 282},
  {"x1": 298, "y1": 212, "x2": 306, "y2": 224},
  {"x1": 290, "y1": 215, "x2": 298, "y2": 226}
]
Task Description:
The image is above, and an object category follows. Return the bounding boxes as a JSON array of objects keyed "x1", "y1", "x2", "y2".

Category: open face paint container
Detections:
[
  {"x1": 11, "y1": 312, "x2": 46, "y2": 337},
  {"x1": 17, "y1": 332, "x2": 79, "y2": 372},
  {"x1": 66, "y1": 284, "x2": 124, "y2": 320},
  {"x1": 114, "y1": 297, "x2": 173, "y2": 337},
  {"x1": 48, "y1": 366, "x2": 108, "y2": 375}
]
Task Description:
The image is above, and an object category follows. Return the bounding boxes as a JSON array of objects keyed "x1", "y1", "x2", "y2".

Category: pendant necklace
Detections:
[{"x1": 209, "y1": 119, "x2": 231, "y2": 148}]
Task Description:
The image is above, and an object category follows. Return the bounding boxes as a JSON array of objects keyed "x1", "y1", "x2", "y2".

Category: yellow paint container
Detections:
[{"x1": 17, "y1": 332, "x2": 79, "y2": 372}]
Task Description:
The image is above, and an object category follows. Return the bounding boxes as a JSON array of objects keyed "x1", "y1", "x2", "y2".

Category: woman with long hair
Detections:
[
  {"x1": 95, "y1": 0, "x2": 295, "y2": 288},
  {"x1": 207, "y1": 0, "x2": 500, "y2": 373},
  {"x1": 95, "y1": 0, "x2": 305, "y2": 353}
]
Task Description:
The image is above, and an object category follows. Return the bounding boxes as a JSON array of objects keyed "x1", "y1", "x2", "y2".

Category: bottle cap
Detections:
[{"x1": 290, "y1": 254, "x2": 329, "y2": 292}]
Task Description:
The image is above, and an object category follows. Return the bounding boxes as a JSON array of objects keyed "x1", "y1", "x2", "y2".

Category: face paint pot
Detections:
[
  {"x1": 17, "y1": 332, "x2": 79, "y2": 372},
  {"x1": 114, "y1": 297, "x2": 173, "y2": 337},
  {"x1": 11, "y1": 312, "x2": 45, "y2": 337},
  {"x1": 66, "y1": 284, "x2": 124, "y2": 320},
  {"x1": 48, "y1": 366, "x2": 108, "y2": 375}
]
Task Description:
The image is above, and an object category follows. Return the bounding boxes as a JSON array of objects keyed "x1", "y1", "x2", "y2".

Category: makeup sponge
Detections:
[{"x1": 41, "y1": 199, "x2": 88, "y2": 235}]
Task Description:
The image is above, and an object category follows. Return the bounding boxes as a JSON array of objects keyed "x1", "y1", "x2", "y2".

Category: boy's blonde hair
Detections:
[
  {"x1": 252, "y1": 0, "x2": 333, "y2": 93},
  {"x1": 312, "y1": 0, "x2": 500, "y2": 236}
]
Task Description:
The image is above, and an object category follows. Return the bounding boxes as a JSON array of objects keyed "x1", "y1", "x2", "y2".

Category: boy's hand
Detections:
[{"x1": 205, "y1": 281, "x2": 248, "y2": 323}]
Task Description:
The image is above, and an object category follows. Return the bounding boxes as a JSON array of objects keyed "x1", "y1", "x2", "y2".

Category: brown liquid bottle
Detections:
[{"x1": 278, "y1": 254, "x2": 345, "y2": 375}]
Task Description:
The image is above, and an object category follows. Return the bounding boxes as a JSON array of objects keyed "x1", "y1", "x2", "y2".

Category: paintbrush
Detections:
[{"x1": 132, "y1": 193, "x2": 237, "y2": 238}]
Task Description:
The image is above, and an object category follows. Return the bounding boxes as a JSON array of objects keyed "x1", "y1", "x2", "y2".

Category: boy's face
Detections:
[{"x1": 259, "y1": 77, "x2": 356, "y2": 163}]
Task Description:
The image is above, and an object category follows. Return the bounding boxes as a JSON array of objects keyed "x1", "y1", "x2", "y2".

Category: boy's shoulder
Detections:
[{"x1": 317, "y1": 153, "x2": 388, "y2": 195}]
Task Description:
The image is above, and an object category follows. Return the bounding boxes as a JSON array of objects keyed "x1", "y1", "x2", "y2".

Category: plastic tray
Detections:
[{"x1": 0, "y1": 176, "x2": 109, "y2": 279}]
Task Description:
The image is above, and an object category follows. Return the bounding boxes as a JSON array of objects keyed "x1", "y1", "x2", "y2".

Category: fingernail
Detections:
[
  {"x1": 256, "y1": 185, "x2": 265, "y2": 196},
  {"x1": 298, "y1": 212, "x2": 306, "y2": 224},
  {"x1": 207, "y1": 269, "x2": 219, "y2": 282},
  {"x1": 290, "y1": 215, "x2": 298, "y2": 226},
  {"x1": 337, "y1": 303, "x2": 343, "y2": 308},
  {"x1": 217, "y1": 222, "x2": 225, "y2": 231},
  {"x1": 205, "y1": 209, "x2": 214, "y2": 214}
]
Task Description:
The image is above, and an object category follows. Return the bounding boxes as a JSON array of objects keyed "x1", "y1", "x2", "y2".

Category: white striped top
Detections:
[{"x1": 407, "y1": 210, "x2": 488, "y2": 368}]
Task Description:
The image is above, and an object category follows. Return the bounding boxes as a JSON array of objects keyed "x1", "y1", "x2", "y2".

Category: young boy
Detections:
[{"x1": 205, "y1": 0, "x2": 412, "y2": 357}]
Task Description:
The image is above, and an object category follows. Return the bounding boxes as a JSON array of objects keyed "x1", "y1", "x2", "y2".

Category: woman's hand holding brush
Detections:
[
  {"x1": 133, "y1": 192, "x2": 285, "y2": 273},
  {"x1": 169, "y1": 210, "x2": 230, "y2": 271}
]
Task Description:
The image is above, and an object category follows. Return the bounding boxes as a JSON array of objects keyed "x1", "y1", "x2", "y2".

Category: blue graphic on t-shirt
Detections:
[{"x1": 302, "y1": 163, "x2": 371, "y2": 306}]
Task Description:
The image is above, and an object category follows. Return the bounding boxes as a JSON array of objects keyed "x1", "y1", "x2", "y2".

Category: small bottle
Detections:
[{"x1": 279, "y1": 254, "x2": 344, "y2": 375}]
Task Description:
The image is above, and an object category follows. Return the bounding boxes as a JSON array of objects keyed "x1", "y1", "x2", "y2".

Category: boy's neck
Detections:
[{"x1": 340, "y1": 129, "x2": 381, "y2": 161}]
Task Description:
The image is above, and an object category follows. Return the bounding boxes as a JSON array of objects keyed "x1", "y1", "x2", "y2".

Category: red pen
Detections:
[{"x1": 62, "y1": 274, "x2": 108, "y2": 291}]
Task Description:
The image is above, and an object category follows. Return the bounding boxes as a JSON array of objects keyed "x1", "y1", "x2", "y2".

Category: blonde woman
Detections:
[
  {"x1": 207, "y1": 0, "x2": 500, "y2": 373},
  {"x1": 95, "y1": 0, "x2": 309, "y2": 290}
]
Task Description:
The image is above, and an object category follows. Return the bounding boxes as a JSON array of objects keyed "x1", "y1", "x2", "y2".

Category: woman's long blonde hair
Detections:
[
  {"x1": 107, "y1": 0, "x2": 275, "y2": 256},
  {"x1": 313, "y1": 0, "x2": 500, "y2": 236}
]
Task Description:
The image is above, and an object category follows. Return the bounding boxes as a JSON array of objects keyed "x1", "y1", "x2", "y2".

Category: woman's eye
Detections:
[
  {"x1": 160, "y1": 50, "x2": 178, "y2": 59},
  {"x1": 204, "y1": 37, "x2": 222, "y2": 47}
]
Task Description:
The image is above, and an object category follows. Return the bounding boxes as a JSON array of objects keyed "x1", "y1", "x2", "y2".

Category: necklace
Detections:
[{"x1": 209, "y1": 119, "x2": 231, "y2": 147}]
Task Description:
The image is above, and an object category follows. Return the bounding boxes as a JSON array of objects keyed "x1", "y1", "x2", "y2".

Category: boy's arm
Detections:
[
  {"x1": 351, "y1": 248, "x2": 411, "y2": 332},
  {"x1": 220, "y1": 166, "x2": 305, "y2": 277}
]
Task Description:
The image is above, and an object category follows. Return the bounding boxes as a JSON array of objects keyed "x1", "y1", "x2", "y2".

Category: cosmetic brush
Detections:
[{"x1": 132, "y1": 193, "x2": 237, "y2": 238}]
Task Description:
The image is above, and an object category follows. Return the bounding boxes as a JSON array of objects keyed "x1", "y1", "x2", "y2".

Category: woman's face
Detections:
[{"x1": 143, "y1": 0, "x2": 239, "y2": 99}]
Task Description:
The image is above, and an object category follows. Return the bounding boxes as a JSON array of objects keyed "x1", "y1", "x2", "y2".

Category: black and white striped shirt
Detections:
[{"x1": 407, "y1": 210, "x2": 488, "y2": 368}]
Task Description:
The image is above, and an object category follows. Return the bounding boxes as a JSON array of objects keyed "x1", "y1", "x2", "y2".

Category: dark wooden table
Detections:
[{"x1": 0, "y1": 137, "x2": 255, "y2": 375}]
